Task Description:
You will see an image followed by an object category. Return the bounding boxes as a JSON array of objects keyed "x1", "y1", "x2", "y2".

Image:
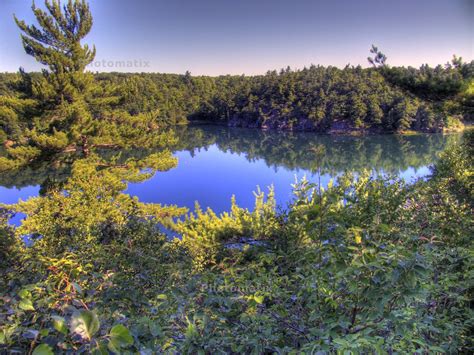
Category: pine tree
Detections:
[
  {"x1": 349, "y1": 94, "x2": 368, "y2": 128},
  {"x1": 386, "y1": 98, "x2": 415, "y2": 132},
  {"x1": 14, "y1": 0, "x2": 97, "y2": 152},
  {"x1": 15, "y1": 0, "x2": 96, "y2": 105},
  {"x1": 15, "y1": 0, "x2": 95, "y2": 105},
  {"x1": 367, "y1": 45, "x2": 387, "y2": 68},
  {"x1": 2, "y1": 0, "x2": 177, "y2": 178},
  {"x1": 367, "y1": 96, "x2": 384, "y2": 126},
  {"x1": 415, "y1": 105, "x2": 435, "y2": 131}
]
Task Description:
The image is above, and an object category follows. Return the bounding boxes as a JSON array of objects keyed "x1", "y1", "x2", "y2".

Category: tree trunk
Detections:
[{"x1": 81, "y1": 135, "x2": 90, "y2": 157}]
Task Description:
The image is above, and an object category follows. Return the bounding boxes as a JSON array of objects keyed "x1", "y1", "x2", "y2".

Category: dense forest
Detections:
[
  {"x1": 1, "y1": 0, "x2": 473, "y2": 354},
  {"x1": 1, "y1": 52, "x2": 473, "y2": 156}
]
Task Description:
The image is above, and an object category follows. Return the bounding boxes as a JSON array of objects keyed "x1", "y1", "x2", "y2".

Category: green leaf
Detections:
[
  {"x1": 71, "y1": 282, "x2": 82, "y2": 294},
  {"x1": 108, "y1": 324, "x2": 133, "y2": 352},
  {"x1": 254, "y1": 295, "x2": 264, "y2": 304},
  {"x1": 156, "y1": 294, "x2": 167, "y2": 300},
  {"x1": 19, "y1": 298, "x2": 35, "y2": 311},
  {"x1": 18, "y1": 289, "x2": 32, "y2": 299},
  {"x1": 18, "y1": 288, "x2": 34, "y2": 311},
  {"x1": 71, "y1": 310, "x2": 100, "y2": 340},
  {"x1": 52, "y1": 315, "x2": 68, "y2": 335},
  {"x1": 91, "y1": 342, "x2": 109, "y2": 355},
  {"x1": 185, "y1": 318, "x2": 198, "y2": 340},
  {"x1": 32, "y1": 344, "x2": 54, "y2": 355},
  {"x1": 149, "y1": 321, "x2": 162, "y2": 337},
  {"x1": 379, "y1": 223, "x2": 391, "y2": 233}
]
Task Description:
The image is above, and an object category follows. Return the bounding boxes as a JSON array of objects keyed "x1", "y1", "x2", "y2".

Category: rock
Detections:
[{"x1": 4, "y1": 140, "x2": 15, "y2": 148}]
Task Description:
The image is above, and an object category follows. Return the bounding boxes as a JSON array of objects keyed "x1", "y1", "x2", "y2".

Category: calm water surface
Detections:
[{"x1": 0, "y1": 125, "x2": 461, "y2": 215}]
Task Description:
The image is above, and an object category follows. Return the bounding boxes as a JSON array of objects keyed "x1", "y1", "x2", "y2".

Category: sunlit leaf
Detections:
[
  {"x1": 108, "y1": 324, "x2": 133, "y2": 352},
  {"x1": 19, "y1": 299, "x2": 35, "y2": 311},
  {"x1": 71, "y1": 310, "x2": 100, "y2": 340},
  {"x1": 32, "y1": 344, "x2": 54, "y2": 355},
  {"x1": 52, "y1": 315, "x2": 68, "y2": 335}
]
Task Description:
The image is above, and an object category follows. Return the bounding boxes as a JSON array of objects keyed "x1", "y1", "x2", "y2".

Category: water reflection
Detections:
[
  {"x1": 127, "y1": 126, "x2": 459, "y2": 213},
  {"x1": 173, "y1": 125, "x2": 459, "y2": 175},
  {"x1": 0, "y1": 125, "x2": 461, "y2": 213}
]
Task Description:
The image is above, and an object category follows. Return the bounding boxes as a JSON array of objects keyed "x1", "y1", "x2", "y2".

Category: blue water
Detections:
[
  {"x1": 0, "y1": 185, "x2": 40, "y2": 205},
  {"x1": 0, "y1": 186, "x2": 39, "y2": 225},
  {"x1": 127, "y1": 146, "x2": 324, "y2": 213},
  {"x1": 126, "y1": 146, "x2": 429, "y2": 215},
  {"x1": 0, "y1": 126, "x2": 459, "y2": 219}
]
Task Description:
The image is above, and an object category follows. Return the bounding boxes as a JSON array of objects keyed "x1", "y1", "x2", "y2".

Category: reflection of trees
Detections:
[
  {"x1": 173, "y1": 125, "x2": 460, "y2": 175},
  {"x1": 0, "y1": 125, "x2": 460, "y2": 190},
  {"x1": 0, "y1": 158, "x2": 72, "y2": 192},
  {"x1": 0, "y1": 129, "x2": 178, "y2": 190}
]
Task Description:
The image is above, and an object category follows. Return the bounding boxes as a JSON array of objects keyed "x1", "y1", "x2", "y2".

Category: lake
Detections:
[{"x1": 0, "y1": 125, "x2": 461, "y2": 216}]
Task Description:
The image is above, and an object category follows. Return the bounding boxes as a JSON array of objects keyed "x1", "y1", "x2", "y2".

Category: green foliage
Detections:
[
  {"x1": 0, "y1": 0, "x2": 470, "y2": 164},
  {"x1": 174, "y1": 187, "x2": 279, "y2": 269},
  {"x1": 367, "y1": 44, "x2": 387, "y2": 68},
  {"x1": 70, "y1": 310, "x2": 100, "y2": 341},
  {"x1": 2, "y1": 61, "x2": 471, "y2": 148},
  {"x1": 32, "y1": 343, "x2": 54, "y2": 355},
  {"x1": 14, "y1": 0, "x2": 95, "y2": 104},
  {"x1": 385, "y1": 96, "x2": 416, "y2": 132},
  {"x1": 0, "y1": 145, "x2": 42, "y2": 173},
  {"x1": 0, "y1": 209, "x2": 17, "y2": 271},
  {"x1": 108, "y1": 324, "x2": 133, "y2": 352},
  {"x1": 0, "y1": 96, "x2": 37, "y2": 141},
  {"x1": 12, "y1": 0, "x2": 100, "y2": 154},
  {"x1": 380, "y1": 56, "x2": 474, "y2": 120},
  {"x1": 29, "y1": 128, "x2": 69, "y2": 151},
  {"x1": 7, "y1": 157, "x2": 184, "y2": 256},
  {"x1": 1, "y1": 134, "x2": 472, "y2": 352},
  {"x1": 2, "y1": 0, "x2": 179, "y2": 172}
]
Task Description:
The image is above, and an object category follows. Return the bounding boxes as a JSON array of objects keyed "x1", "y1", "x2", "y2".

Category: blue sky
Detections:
[{"x1": 0, "y1": 0, "x2": 472, "y2": 75}]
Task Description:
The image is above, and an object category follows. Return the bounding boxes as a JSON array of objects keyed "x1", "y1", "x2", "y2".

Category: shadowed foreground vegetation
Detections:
[{"x1": 1, "y1": 131, "x2": 472, "y2": 354}]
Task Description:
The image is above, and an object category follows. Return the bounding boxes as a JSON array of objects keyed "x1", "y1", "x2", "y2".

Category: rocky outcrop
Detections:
[
  {"x1": 3, "y1": 140, "x2": 15, "y2": 148},
  {"x1": 228, "y1": 113, "x2": 320, "y2": 132},
  {"x1": 227, "y1": 114, "x2": 372, "y2": 134}
]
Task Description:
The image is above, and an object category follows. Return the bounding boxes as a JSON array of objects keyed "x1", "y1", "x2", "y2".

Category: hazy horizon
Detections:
[{"x1": 0, "y1": 0, "x2": 472, "y2": 75}]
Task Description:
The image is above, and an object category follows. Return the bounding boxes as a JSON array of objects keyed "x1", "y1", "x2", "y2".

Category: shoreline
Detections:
[{"x1": 186, "y1": 120, "x2": 469, "y2": 136}]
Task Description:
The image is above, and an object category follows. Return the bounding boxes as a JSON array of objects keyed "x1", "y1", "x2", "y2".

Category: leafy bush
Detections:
[
  {"x1": 1, "y1": 132, "x2": 472, "y2": 353},
  {"x1": 174, "y1": 187, "x2": 279, "y2": 269}
]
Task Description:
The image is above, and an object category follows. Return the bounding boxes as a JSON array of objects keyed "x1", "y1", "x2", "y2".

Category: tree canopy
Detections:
[{"x1": 0, "y1": 2, "x2": 473, "y2": 353}]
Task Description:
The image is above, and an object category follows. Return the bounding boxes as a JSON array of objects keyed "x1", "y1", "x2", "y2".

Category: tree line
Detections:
[{"x1": 1, "y1": 53, "x2": 473, "y2": 163}]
